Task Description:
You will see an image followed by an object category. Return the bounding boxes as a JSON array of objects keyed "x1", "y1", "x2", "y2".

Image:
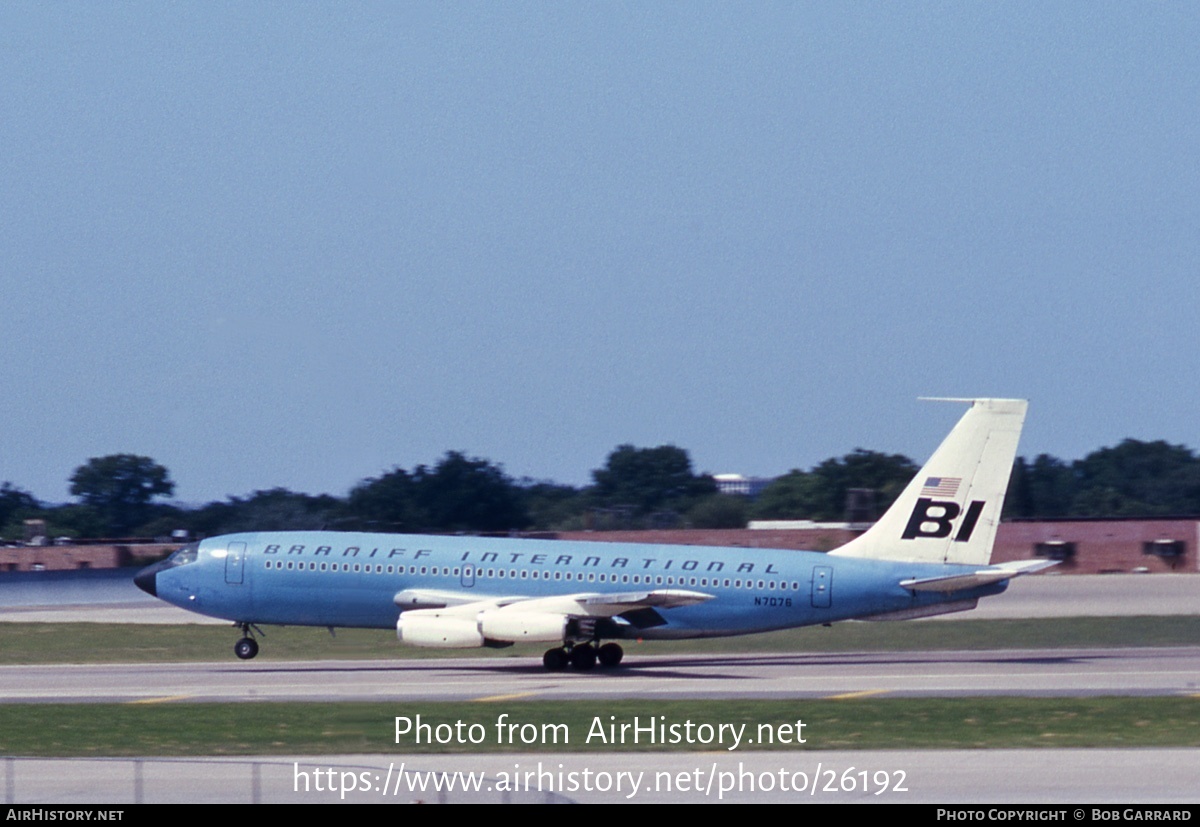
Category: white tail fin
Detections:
[{"x1": 829, "y1": 398, "x2": 1027, "y2": 565}]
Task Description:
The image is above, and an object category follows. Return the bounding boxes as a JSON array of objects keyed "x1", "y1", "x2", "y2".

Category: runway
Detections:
[
  {"x1": 3, "y1": 572, "x2": 1200, "y2": 704},
  {"x1": 4, "y1": 646, "x2": 1199, "y2": 704},
  {"x1": 4, "y1": 572, "x2": 1199, "y2": 805},
  {"x1": 6, "y1": 750, "x2": 1198, "y2": 804}
]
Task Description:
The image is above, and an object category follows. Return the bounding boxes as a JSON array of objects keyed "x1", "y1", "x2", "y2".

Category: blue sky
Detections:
[{"x1": 3, "y1": 3, "x2": 1198, "y2": 504}]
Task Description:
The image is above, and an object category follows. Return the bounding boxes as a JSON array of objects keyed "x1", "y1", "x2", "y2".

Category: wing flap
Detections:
[
  {"x1": 393, "y1": 589, "x2": 525, "y2": 611},
  {"x1": 506, "y1": 589, "x2": 714, "y2": 617}
]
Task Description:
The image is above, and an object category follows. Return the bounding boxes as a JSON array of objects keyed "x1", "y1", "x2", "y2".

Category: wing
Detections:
[
  {"x1": 393, "y1": 587, "x2": 714, "y2": 646},
  {"x1": 499, "y1": 588, "x2": 715, "y2": 616}
]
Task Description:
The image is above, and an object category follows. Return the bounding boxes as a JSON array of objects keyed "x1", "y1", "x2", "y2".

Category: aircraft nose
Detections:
[{"x1": 134, "y1": 561, "x2": 163, "y2": 597}]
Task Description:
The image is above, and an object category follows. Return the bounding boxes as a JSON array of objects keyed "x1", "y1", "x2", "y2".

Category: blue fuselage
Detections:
[{"x1": 138, "y1": 531, "x2": 1007, "y2": 638}]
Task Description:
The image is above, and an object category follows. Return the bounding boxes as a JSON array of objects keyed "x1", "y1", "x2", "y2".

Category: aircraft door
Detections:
[
  {"x1": 460, "y1": 564, "x2": 475, "y2": 588},
  {"x1": 811, "y1": 565, "x2": 832, "y2": 609},
  {"x1": 225, "y1": 542, "x2": 247, "y2": 585}
]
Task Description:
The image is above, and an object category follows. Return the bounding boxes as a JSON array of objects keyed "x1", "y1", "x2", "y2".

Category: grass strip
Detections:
[
  {"x1": 1, "y1": 698, "x2": 1198, "y2": 756},
  {"x1": 2, "y1": 616, "x2": 1199, "y2": 664}
]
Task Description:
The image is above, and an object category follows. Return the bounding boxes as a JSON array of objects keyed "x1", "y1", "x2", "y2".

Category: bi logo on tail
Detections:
[{"x1": 901, "y1": 498, "x2": 985, "y2": 542}]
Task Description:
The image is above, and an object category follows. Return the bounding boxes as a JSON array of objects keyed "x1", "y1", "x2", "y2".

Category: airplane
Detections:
[{"x1": 134, "y1": 398, "x2": 1053, "y2": 671}]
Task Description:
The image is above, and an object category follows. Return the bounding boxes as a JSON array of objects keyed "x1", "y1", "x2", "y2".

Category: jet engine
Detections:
[
  {"x1": 396, "y1": 609, "x2": 570, "y2": 648},
  {"x1": 396, "y1": 615, "x2": 484, "y2": 648},
  {"x1": 478, "y1": 611, "x2": 568, "y2": 643}
]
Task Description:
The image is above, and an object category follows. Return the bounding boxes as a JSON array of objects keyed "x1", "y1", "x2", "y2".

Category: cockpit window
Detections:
[{"x1": 165, "y1": 542, "x2": 200, "y2": 568}]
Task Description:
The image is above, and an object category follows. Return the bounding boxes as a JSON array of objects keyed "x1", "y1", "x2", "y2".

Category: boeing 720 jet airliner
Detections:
[{"x1": 135, "y1": 399, "x2": 1051, "y2": 670}]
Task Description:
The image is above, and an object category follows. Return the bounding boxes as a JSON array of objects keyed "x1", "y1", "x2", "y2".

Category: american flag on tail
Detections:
[{"x1": 920, "y1": 476, "x2": 961, "y2": 497}]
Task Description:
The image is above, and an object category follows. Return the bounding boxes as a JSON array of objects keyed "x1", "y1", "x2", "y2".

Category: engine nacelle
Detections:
[
  {"x1": 479, "y1": 611, "x2": 568, "y2": 643},
  {"x1": 396, "y1": 615, "x2": 484, "y2": 648}
]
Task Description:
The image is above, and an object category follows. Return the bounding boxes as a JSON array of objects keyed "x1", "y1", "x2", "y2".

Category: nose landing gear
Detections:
[{"x1": 233, "y1": 622, "x2": 261, "y2": 660}]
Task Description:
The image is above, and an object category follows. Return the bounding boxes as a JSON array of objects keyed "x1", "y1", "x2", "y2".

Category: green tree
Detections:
[
  {"x1": 1071, "y1": 439, "x2": 1200, "y2": 516},
  {"x1": 809, "y1": 449, "x2": 917, "y2": 519},
  {"x1": 186, "y1": 488, "x2": 341, "y2": 535},
  {"x1": 750, "y1": 470, "x2": 825, "y2": 520},
  {"x1": 344, "y1": 452, "x2": 530, "y2": 533},
  {"x1": 44, "y1": 504, "x2": 107, "y2": 539},
  {"x1": 590, "y1": 444, "x2": 717, "y2": 517},
  {"x1": 344, "y1": 468, "x2": 423, "y2": 532},
  {"x1": 413, "y1": 451, "x2": 530, "y2": 532},
  {"x1": 1005, "y1": 454, "x2": 1078, "y2": 518},
  {"x1": 687, "y1": 494, "x2": 749, "y2": 528},
  {"x1": 68, "y1": 454, "x2": 175, "y2": 536},
  {"x1": 0, "y1": 482, "x2": 39, "y2": 527},
  {"x1": 753, "y1": 449, "x2": 917, "y2": 521},
  {"x1": 518, "y1": 480, "x2": 587, "y2": 530}
]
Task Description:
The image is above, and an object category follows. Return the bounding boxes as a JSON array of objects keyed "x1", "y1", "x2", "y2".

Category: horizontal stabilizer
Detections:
[
  {"x1": 989, "y1": 559, "x2": 1061, "y2": 575},
  {"x1": 900, "y1": 559, "x2": 1058, "y2": 593}
]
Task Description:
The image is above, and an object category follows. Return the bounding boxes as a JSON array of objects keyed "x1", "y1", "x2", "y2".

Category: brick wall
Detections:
[
  {"x1": 553, "y1": 528, "x2": 859, "y2": 552},
  {"x1": 0, "y1": 543, "x2": 177, "y2": 572},
  {"x1": 992, "y1": 520, "x2": 1198, "y2": 574}
]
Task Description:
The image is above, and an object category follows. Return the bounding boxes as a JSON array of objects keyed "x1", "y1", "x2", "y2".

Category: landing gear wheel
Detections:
[
  {"x1": 543, "y1": 647, "x2": 569, "y2": 671},
  {"x1": 569, "y1": 643, "x2": 597, "y2": 671},
  {"x1": 234, "y1": 637, "x2": 259, "y2": 660},
  {"x1": 597, "y1": 642, "x2": 624, "y2": 667}
]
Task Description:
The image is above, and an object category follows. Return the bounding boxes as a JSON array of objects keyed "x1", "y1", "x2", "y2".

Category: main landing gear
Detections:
[
  {"x1": 234, "y1": 622, "x2": 260, "y2": 660},
  {"x1": 542, "y1": 642, "x2": 624, "y2": 672}
]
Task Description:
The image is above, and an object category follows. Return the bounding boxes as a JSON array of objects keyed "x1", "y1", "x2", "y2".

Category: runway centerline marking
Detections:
[
  {"x1": 825, "y1": 689, "x2": 889, "y2": 700},
  {"x1": 474, "y1": 691, "x2": 540, "y2": 703},
  {"x1": 128, "y1": 694, "x2": 193, "y2": 705}
]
